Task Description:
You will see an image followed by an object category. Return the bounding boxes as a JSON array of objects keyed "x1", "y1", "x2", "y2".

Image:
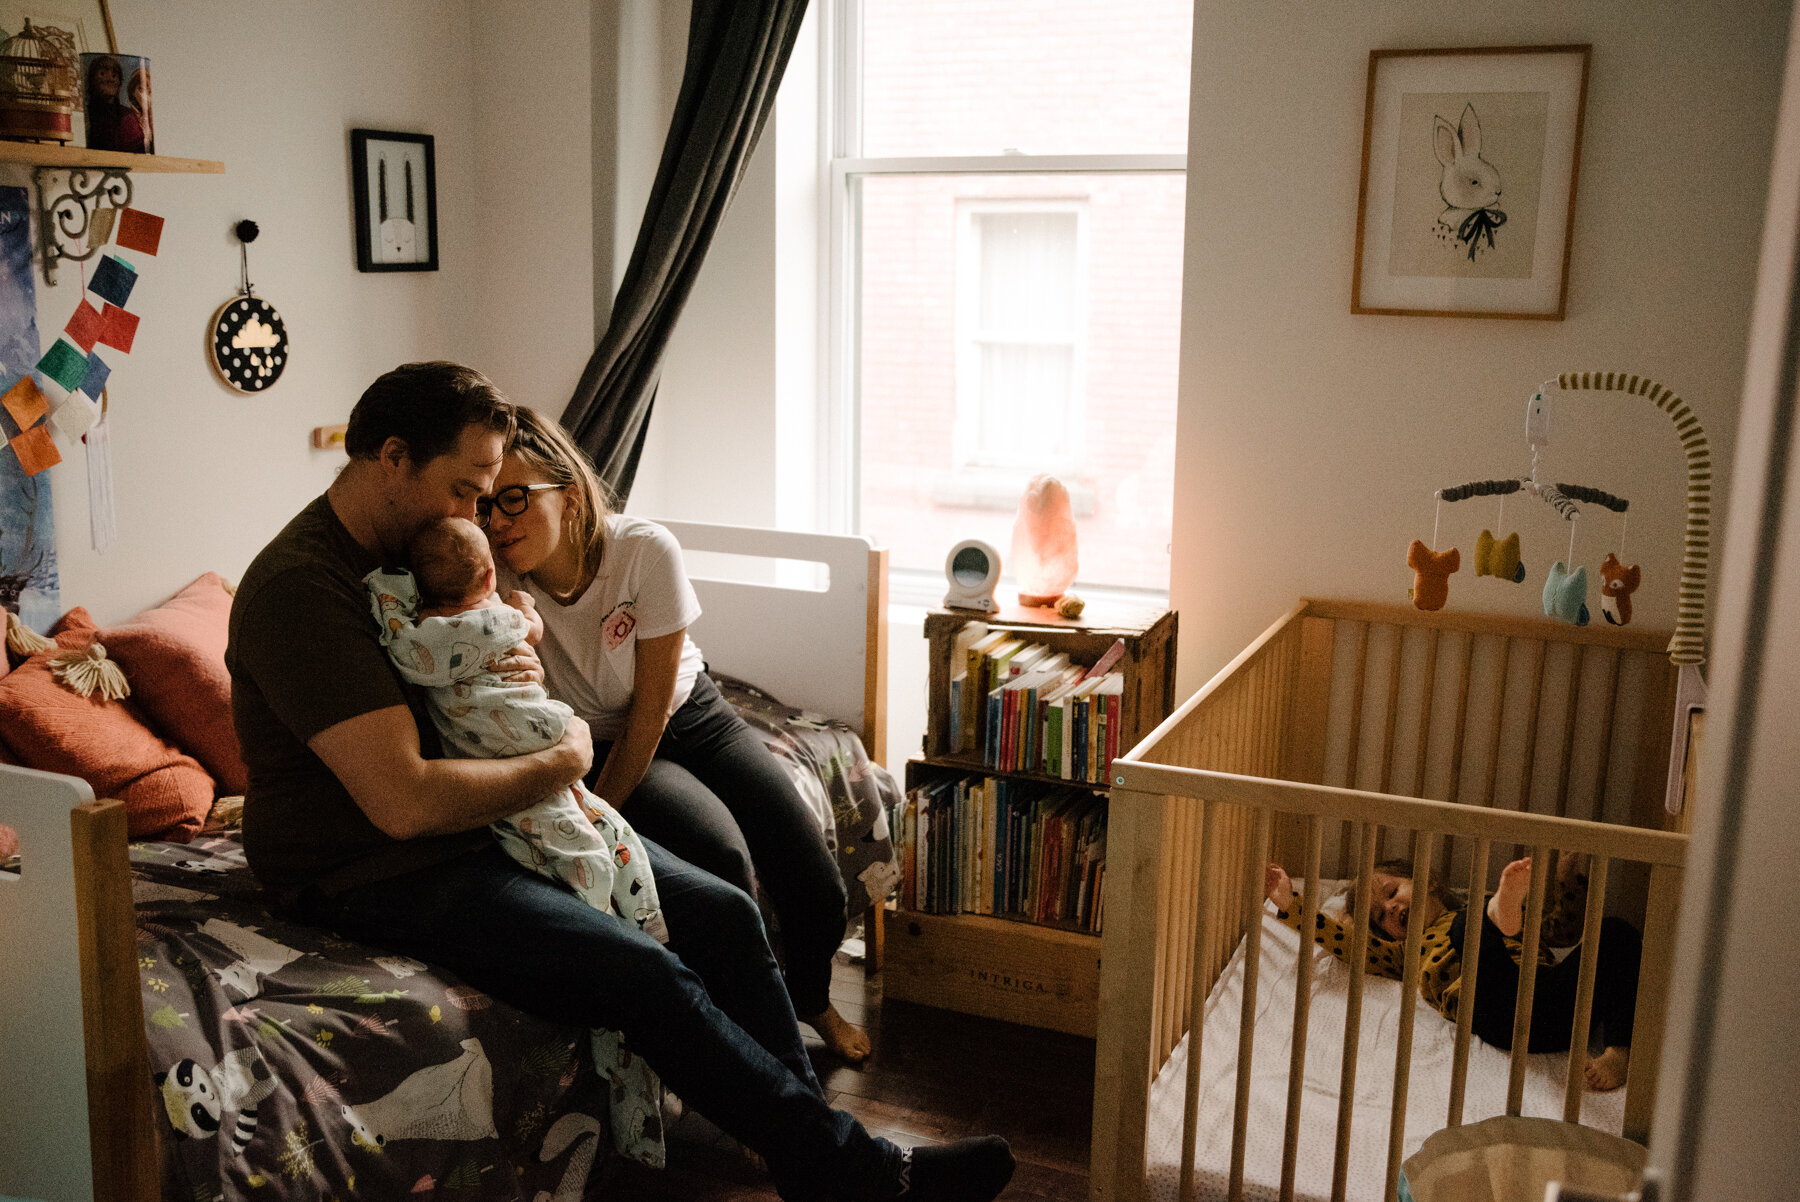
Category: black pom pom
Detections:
[{"x1": 234, "y1": 219, "x2": 260, "y2": 243}]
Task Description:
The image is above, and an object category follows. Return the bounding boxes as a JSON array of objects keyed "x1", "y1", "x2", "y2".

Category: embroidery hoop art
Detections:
[{"x1": 208, "y1": 220, "x2": 288, "y2": 392}]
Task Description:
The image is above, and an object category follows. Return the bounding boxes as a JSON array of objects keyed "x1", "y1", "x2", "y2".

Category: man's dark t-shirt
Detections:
[{"x1": 227, "y1": 494, "x2": 486, "y2": 898}]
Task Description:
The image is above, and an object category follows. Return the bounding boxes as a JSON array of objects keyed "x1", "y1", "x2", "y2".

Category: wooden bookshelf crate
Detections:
[
  {"x1": 883, "y1": 910, "x2": 1102, "y2": 1037},
  {"x1": 886, "y1": 603, "x2": 1177, "y2": 1037}
]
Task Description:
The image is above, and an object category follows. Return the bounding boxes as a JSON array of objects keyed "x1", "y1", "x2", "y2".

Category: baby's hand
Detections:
[
  {"x1": 503, "y1": 589, "x2": 545, "y2": 646},
  {"x1": 1265, "y1": 862, "x2": 1293, "y2": 909}
]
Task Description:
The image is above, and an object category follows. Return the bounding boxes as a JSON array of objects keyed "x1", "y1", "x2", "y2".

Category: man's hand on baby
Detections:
[
  {"x1": 502, "y1": 590, "x2": 545, "y2": 646},
  {"x1": 557, "y1": 714, "x2": 594, "y2": 782},
  {"x1": 490, "y1": 641, "x2": 545, "y2": 686}
]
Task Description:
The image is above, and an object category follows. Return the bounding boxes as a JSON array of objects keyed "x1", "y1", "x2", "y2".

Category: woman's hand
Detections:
[
  {"x1": 490, "y1": 640, "x2": 546, "y2": 686},
  {"x1": 1265, "y1": 862, "x2": 1294, "y2": 909},
  {"x1": 1487, "y1": 856, "x2": 1532, "y2": 936}
]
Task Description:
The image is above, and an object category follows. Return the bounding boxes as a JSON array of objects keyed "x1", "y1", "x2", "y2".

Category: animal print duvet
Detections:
[
  {"x1": 710, "y1": 674, "x2": 902, "y2": 917},
  {"x1": 131, "y1": 835, "x2": 612, "y2": 1202}
]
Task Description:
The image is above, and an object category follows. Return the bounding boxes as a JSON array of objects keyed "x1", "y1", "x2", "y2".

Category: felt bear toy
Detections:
[
  {"x1": 1407, "y1": 540, "x2": 1460, "y2": 612},
  {"x1": 1473, "y1": 529, "x2": 1526, "y2": 583},
  {"x1": 1599, "y1": 552, "x2": 1641, "y2": 626},
  {"x1": 1543, "y1": 561, "x2": 1590, "y2": 626}
]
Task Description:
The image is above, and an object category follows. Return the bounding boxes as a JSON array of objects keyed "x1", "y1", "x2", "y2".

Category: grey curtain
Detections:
[{"x1": 562, "y1": 0, "x2": 810, "y2": 500}]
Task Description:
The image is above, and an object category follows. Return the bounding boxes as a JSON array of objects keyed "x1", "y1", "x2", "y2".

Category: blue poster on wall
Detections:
[{"x1": 0, "y1": 184, "x2": 57, "y2": 632}]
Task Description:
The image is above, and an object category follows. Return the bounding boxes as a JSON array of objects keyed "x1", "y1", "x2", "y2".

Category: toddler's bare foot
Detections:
[
  {"x1": 1585, "y1": 1045, "x2": 1629, "y2": 1091},
  {"x1": 804, "y1": 1003, "x2": 871, "y2": 1065}
]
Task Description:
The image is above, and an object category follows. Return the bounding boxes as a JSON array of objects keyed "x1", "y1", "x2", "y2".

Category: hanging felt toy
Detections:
[
  {"x1": 1473, "y1": 529, "x2": 1526, "y2": 582},
  {"x1": 1599, "y1": 552, "x2": 1640, "y2": 626},
  {"x1": 1407, "y1": 540, "x2": 1460, "y2": 611},
  {"x1": 1542, "y1": 561, "x2": 1590, "y2": 626}
]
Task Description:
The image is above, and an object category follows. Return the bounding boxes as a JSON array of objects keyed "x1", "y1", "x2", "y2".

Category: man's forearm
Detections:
[{"x1": 400, "y1": 744, "x2": 584, "y2": 836}]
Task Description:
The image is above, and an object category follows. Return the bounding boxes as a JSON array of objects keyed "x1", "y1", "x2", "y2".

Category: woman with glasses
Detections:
[{"x1": 479, "y1": 408, "x2": 872, "y2": 1066}]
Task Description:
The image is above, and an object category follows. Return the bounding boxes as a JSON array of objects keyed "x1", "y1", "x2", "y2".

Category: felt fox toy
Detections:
[
  {"x1": 1407, "y1": 540, "x2": 1460, "y2": 612},
  {"x1": 1473, "y1": 529, "x2": 1526, "y2": 583},
  {"x1": 1599, "y1": 552, "x2": 1641, "y2": 626}
]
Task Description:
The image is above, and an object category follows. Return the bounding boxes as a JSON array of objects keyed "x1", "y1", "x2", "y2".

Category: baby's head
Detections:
[
  {"x1": 1351, "y1": 859, "x2": 1457, "y2": 940},
  {"x1": 410, "y1": 517, "x2": 495, "y2": 613}
]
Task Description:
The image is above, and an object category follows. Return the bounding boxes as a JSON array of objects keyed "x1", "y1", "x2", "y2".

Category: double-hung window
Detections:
[{"x1": 827, "y1": 0, "x2": 1191, "y2": 596}]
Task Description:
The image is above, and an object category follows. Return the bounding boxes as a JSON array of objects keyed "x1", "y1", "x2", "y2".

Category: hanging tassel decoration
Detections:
[
  {"x1": 6, "y1": 610, "x2": 53, "y2": 656},
  {"x1": 50, "y1": 641, "x2": 131, "y2": 700}
]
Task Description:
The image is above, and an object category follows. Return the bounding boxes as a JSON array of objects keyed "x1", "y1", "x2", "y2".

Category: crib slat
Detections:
[
  {"x1": 1412, "y1": 629, "x2": 1440, "y2": 799},
  {"x1": 1480, "y1": 638, "x2": 1515, "y2": 810},
  {"x1": 1385, "y1": 831, "x2": 1435, "y2": 1202},
  {"x1": 1278, "y1": 817, "x2": 1325, "y2": 1202},
  {"x1": 1517, "y1": 641, "x2": 1549, "y2": 814},
  {"x1": 1624, "y1": 862, "x2": 1683, "y2": 1143},
  {"x1": 1178, "y1": 800, "x2": 1213, "y2": 1202},
  {"x1": 1506, "y1": 847, "x2": 1553, "y2": 1115},
  {"x1": 1344, "y1": 621, "x2": 1371, "y2": 792},
  {"x1": 1228, "y1": 809, "x2": 1274, "y2": 1200},
  {"x1": 1555, "y1": 647, "x2": 1587, "y2": 819},
  {"x1": 1447, "y1": 839, "x2": 1492, "y2": 1128},
  {"x1": 1563, "y1": 855, "x2": 1612, "y2": 1121},
  {"x1": 1586, "y1": 651, "x2": 1623, "y2": 824},
  {"x1": 1330, "y1": 823, "x2": 1380, "y2": 1202},
  {"x1": 1377, "y1": 626, "x2": 1405, "y2": 794}
]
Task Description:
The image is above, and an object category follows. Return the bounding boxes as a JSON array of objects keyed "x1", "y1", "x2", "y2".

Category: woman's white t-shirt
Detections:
[{"x1": 503, "y1": 514, "x2": 706, "y2": 741}]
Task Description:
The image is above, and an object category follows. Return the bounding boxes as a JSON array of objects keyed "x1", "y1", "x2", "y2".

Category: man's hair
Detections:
[
  {"x1": 344, "y1": 362, "x2": 515, "y2": 465},
  {"x1": 409, "y1": 517, "x2": 492, "y2": 607}
]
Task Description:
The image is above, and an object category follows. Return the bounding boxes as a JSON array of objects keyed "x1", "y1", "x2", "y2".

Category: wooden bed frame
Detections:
[
  {"x1": 0, "y1": 521, "x2": 889, "y2": 1202},
  {"x1": 1089, "y1": 600, "x2": 1690, "y2": 1202}
]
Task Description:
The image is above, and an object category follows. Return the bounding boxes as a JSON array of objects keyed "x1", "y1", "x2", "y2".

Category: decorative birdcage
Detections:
[{"x1": 0, "y1": 20, "x2": 77, "y2": 143}]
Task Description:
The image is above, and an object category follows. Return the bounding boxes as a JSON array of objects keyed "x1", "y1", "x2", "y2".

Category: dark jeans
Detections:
[
  {"x1": 1467, "y1": 912, "x2": 1643, "y2": 1053},
  {"x1": 590, "y1": 671, "x2": 849, "y2": 1018},
  {"x1": 296, "y1": 839, "x2": 900, "y2": 1201}
]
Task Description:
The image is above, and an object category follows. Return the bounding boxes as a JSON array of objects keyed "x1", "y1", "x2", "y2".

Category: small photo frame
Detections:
[
  {"x1": 1351, "y1": 45, "x2": 1590, "y2": 319},
  {"x1": 350, "y1": 128, "x2": 437, "y2": 272}
]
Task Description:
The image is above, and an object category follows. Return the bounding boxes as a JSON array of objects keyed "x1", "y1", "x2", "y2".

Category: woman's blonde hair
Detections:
[{"x1": 508, "y1": 407, "x2": 614, "y2": 600}]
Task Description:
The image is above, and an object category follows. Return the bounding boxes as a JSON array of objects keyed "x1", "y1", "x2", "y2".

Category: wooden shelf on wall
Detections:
[{"x1": 0, "y1": 141, "x2": 223, "y2": 174}]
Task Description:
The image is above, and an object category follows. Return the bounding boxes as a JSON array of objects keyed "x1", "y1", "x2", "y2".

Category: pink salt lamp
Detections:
[{"x1": 1011, "y1": 474, "x2": 1079, "y2": 608}]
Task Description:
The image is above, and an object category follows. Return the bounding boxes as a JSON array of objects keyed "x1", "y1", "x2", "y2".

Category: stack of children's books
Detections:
[
  {"x1": 946, "y1": 626, "x2": 1128, "y2": 784},
  {"x1": 893, "y1": 775, "x2": 1107, "y2": 933}
]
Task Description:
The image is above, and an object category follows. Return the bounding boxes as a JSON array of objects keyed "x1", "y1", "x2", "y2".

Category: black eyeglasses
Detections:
[{"x1": 474, "y1": 483, "x2": 560, "y2": 528}]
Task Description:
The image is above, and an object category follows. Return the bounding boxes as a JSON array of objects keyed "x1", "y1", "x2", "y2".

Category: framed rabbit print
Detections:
[{"x1": 1352, "y1": 45, "x2": 1590, "y2": 319}]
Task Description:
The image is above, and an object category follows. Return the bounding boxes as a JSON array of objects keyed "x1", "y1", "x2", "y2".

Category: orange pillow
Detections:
[
  {"x1": 0, "y1": 630, "x2": 213, "y2": 842},
  {"x1": 52, "y1": 574, "x2": 246, "y2": 794}
]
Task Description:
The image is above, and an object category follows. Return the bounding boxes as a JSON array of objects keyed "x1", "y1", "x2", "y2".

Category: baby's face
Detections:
[{"x1": 1373, "y1": 874, "x2": 1413, "y2": 940}]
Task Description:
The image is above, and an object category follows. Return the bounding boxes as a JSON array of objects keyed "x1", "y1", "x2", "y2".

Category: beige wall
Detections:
[{"x1": 1171, "y1": 1, "x2": 1791, "y2": 695}]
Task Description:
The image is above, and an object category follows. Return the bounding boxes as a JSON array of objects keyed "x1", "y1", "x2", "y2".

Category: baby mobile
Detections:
[{"x1": 1406, "y1": 385, "x2": 1640, "y2": 627}]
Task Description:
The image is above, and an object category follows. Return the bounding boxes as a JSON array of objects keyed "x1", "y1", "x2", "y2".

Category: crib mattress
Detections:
[{"x1": 1145, "y1": 897, "x2": 1626, "y2": 1202}]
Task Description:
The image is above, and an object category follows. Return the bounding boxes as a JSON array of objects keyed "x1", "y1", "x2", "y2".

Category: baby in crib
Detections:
[
  {"x1": 366, "y1": 517, "x2": 669, "y2": 1162},
  {"x1": 1263, "y1": 851, "x2": 1641, "y2": 1091}
]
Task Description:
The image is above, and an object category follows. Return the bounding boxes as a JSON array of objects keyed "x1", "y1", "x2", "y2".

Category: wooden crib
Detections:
[{"x1": 1089, "y1": 599, "x2": 1690, "y2": 1202}]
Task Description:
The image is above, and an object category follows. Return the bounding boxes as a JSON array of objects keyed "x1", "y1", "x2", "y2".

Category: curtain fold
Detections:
[{"x1": 562, "y1": 0, "x2": 810, "y2": 501}]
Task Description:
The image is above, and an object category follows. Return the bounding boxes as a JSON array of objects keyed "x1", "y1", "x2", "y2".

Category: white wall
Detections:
[
  {"x1": 1171, "y1": 1, "x2": 1791, "y2": 695},
  {"x1": 27, "y1": 1, "x2": 610, "y2": 626}
]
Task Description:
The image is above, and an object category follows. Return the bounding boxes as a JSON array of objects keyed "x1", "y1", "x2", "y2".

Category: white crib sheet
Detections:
[{"x1": 1145, "y1": 893, "x2": 1627, "y2": 1202}]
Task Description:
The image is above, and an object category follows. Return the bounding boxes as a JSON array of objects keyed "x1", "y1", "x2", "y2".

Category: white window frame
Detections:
[
  {"x1": 819, "y1": 1, "x2": 1185, "y2": 585},
  {"x1": 953, "y1": 198, "x2": 1090, "y2": 474}
]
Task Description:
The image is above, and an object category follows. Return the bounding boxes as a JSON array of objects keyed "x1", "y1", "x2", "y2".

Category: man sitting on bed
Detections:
[{"x1": 226, "y1": 361, "x2": 1014, "y2": 1202}]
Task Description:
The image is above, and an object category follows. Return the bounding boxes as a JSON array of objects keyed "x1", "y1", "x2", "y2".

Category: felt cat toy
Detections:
[
  {"x1": 1407, "y1": 540, "x2": 1460, "y2": 612},
  {"x1": 1473, "y1": 529, "x2": 1526, "y2": 583},
  {"x1": 1542, "y1": 561, "x2": 1590, "y2": 626},
  {"x1": 1599, "y1": 552, "x2": 1641, "y2": 626}
]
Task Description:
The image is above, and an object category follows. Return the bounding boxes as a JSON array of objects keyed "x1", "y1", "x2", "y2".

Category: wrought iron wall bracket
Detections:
[{"x1": 31, "y1": 164, "x2": 133, "y2": 286}]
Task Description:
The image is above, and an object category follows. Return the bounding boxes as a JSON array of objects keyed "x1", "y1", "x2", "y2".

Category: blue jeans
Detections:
[
  {"x1": 590, "y1": 671, "x2": 850, "y2": 1018},
  {"x1": 295, "y1": 839, "x2": 900, "y2": 1201}
]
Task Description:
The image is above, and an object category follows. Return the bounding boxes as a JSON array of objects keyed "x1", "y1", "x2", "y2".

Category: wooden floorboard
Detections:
[{"x1": 602, "y1": 950, "x2": 1094, "y2": 1200}]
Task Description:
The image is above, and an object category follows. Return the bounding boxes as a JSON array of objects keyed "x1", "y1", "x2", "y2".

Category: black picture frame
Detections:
[{"x1": 350, "y1": 128, "x2": 438, "y2": 272}]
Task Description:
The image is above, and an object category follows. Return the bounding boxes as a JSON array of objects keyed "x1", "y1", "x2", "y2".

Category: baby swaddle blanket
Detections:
[{"x1": 365, "y1": 568, "x2": 669, "y2": 1165}]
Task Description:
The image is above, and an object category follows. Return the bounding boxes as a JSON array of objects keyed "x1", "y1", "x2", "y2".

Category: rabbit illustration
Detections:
[{"x1": 1432, "y1": 102, "x2": 1506, "y2": 260}]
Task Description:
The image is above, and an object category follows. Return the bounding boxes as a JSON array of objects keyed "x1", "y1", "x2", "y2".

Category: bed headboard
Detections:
[{"x1": 651, "y1": 519, "x2": 888, "y2": 763}]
